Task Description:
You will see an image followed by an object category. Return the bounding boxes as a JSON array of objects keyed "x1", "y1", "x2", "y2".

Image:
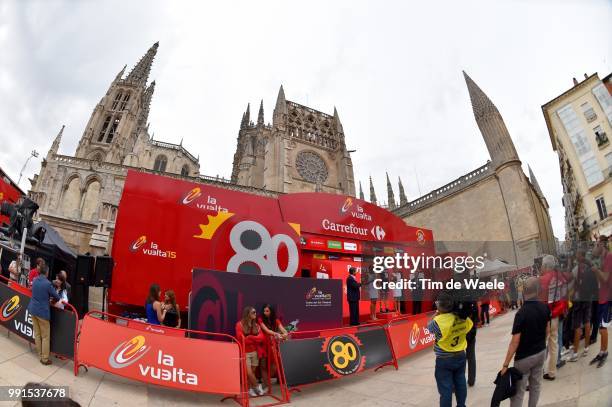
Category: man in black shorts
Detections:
[{"x1": 568, "y1": 249, "x2": 595, "y2": 362}]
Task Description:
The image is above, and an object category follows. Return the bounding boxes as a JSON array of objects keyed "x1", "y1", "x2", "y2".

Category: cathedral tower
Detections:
[
  {"x1": 75, "y1": 42, "x2": 159, "y2": 165},
  {"x1": 231, "y1": 85, "x2": 356, "y2": 195}
]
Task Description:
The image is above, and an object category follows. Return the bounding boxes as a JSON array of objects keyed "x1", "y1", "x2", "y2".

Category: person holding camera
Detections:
[
  {"x1": 500, "y1": 277, "x2": 550, "y2": 407},
  {"x1": 427, "y1": 291, "x2": 473, "y2": 407}
]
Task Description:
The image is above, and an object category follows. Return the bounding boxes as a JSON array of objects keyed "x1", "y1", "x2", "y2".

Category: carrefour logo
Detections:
[
  {"x1": 340, "y1": 198, "x2": 353, "y2": 214},
  {"x1": 409, "y1": 323, "x2": 420, "y2": 349},
  {"x1": 0, "y1": 296, "x2": 21, "y2": 322},
  {"x1": 181, "y1": 187, "x2": 202, "y2": 205},
  {"x1": 108, "y1": 335, "x2": 151, "y2": 369},
  {"x1": 130, "y1": 235, "x2": 147, "y2": 252}
]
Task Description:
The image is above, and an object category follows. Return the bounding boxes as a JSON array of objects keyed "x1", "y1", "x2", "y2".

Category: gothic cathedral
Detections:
[{"x1": 231, "y1": 86, "x2": 356, "y2": 195}]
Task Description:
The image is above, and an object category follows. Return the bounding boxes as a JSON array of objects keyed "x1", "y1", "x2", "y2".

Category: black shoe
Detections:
[
  {"x1": 40, "y1": 359, "x2": 52, "y2": 365},
  {"x1": 597, "y1": 352, "x2": 608, "y2": 368},
  {"x1": 589, "y1": 353, "x2": 603, "y2": 365},
  {"x1": 556, "y1": 359, "x2": 566, "y2": 369},
  {"x1": 543, "y1": 373, "x2": 555, "y2": 381},
  {"x1": 468, "y1": 381, "x2": 475, "y2": 387}
]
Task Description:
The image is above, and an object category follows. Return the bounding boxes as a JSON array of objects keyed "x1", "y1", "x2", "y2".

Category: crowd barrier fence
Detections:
[
  {"x1": 77, "y1": 311, "x2": 250, "y2": 406},
  {"x1": 0, "y1": 275, "x2": 79, "y2": 375}
]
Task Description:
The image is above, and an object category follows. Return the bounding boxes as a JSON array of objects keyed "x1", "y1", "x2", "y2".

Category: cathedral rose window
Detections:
[{"x1": 296, "y1": 151, "x2": 328, "y2": 184}]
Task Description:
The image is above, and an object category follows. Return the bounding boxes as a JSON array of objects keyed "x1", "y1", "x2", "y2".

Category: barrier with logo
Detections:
[
  {"x1": 0, "y1": 277, "x2": 79, "y2": 373},
  {"x1": 78, "y1": 311, "x2": 248, "y2": 403},
  {"x1": 278, "y1": 323, "x2": 396, "y2": 389},
  {"x1": 189, "y1": 269, "x2": 343, "y2": 335},
  {"x1": 387, "y1": 312, "x2": 436, "y2": 359}
]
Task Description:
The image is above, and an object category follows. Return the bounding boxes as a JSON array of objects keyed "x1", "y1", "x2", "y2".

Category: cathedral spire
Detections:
[
  {"x1": 463, "y1": 71, "x2": 519, "y2": 166},
  {"x1": 528, "y1": 165, "x2": 544, "y2": 198},
  {"x1": 257, "y1": 100, "x2": 264, "y2": 126},
  {"x1": 48, "y1": 125, "x2": 64, "y2": 158},
  {"x1": 398, "y1": 176, "x2": 408, "y2": 206},
  {"x1": 138, "y1": 80, "x2": 155, "y2": 127},
  {"x1": 386, "y1": 172, "x2": 396, "y2": 209},
  {"x1": 359, "y1": 181, "x2": 364, "y2": 200},
  {"x1": 275, "y1": 85, "x2": 287, "y2": 114},
  {"x1": 333, "y1": 107, "x2": 344, "y2": 133},
  {"x1": 369, "y1": 176, "x2": 377, "y2": 205},
  {"x1": 126, "y1": 42, "x2": 159, "y2": 86},
  {"x1": 241, "y1": 103, "x2": 250, "y2": 129}
]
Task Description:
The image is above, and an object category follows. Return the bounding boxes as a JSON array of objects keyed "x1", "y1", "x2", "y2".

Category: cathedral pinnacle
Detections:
[
  {"x1": 333, "y1": 107, "x2": 344, "y2": 133},
  {"x1": 463, "y1": 71, "x2": 519, "y2": 166},
  {"x1": 126, "y1": 42, "x2": 159, "y2": 86},
  {"x1": 48, "y1": 125, "x2": 64, "y2": 158},
  {"x1": 386, "y1": 172, "x2": 396, "y2": 209},
  {"x1": 398, "y1": 176, "x2": 408, "y2": 206},
  {"x1": 257, "y1": 100, "x2": 264, "y2": 126},
  {"x1": 369, "y1": 176, "x2": 377, "y2": 205},
  {"x1": 241, "y1": 103, "x2": 251, "y2": 129},
  {"x1": 359, "y1": 181, "x2": 364, "y2": 200},
  {"x1": 275, "y1": 85, "x2": 287, "y2": 115}
]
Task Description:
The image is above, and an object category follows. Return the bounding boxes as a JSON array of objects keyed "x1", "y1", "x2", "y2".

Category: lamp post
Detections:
[{"x1": 17, "y1": 150, "x2": 39, "y2": 186}]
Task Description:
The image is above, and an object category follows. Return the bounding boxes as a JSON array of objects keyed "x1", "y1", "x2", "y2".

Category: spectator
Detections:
[
  {"x1": 346, "y1": 267, "x2": 361, "y2": 325},
  {"x1": 145, "y1": 283, "x2": 165, "y2": 325},
  {"x1": 258, "y1": 304, "x2": 288, "y2": 388},
  {"x1": 52, "y1": 272, "x2": 69, "y2": 310},
  {"x1": 412, "y1": 271, "x2": 424, "y2": 315},
  {"x1": 590, "y1": 236, "x2": 611, "y2": 368},
  {"x1": 466, "y1": 291, "x2": 479, "y2": 387},
  {"x1": 27, "y1": 265, "x2": 60, "y2": 365},
  {"x1": 538, "y1": 254, "x2": 568, "y2": 380},
  {"x1": 568, "y1": 249, "x2": 597, "y2": 362},
  {"x1": 365, "y1": 266, "x2": 379, "y2": 320},
  {"x1": 236, "y1": 306, "x2": 266, "y2": 397},
  {"x1": 480, "y1": 291, "x2": 490, "y2": 326},
  {"x1": 428, "y1": 291, "x2": 473, "y2": 407},
  {"x1": 161, "y1": 290, "x2": 180, "y2": 328},
  {"x1": 9, "y1": 258, "x2": 20, "y2": 282},
  {"x1": 393, "y1": 270, "x2": 403, "y2": 313},
  {"x1": 509, "y1": 277, "x2": 518, "y2": 309},
  {"x1": 28, "y1": 258, "x2": 45, "y2": 287},
  {"x1": 59, "y1": 270, "x2": 71, "y2": 302},
  {"x1": 500, "y1": 277, "x2": 550, "y2": 407}
]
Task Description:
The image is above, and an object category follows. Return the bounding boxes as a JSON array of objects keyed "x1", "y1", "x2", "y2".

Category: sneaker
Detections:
[
  {"x1": 248, "y1": 388, "x2": 258, "y2": 397},
  {"x1": 543, "y1": 373, "x2": 555, "y2": 381},
  {"x1": 561, "y1": 347, "x2": 572, "y2": 357},
  {"x1": 597, "y1": 353, "x2": 608, "y2": 368},
  {"x1": 261, "y1": 386, "x2": 269, "y2": 394},
  {"x1": 256, "y1": 384, "x2": 265, "y2": 396},
  {"x1": 582, "y1": 347, "x2": 589, "y2": 357},
  {"x1": 40, "y1": 359, "x2": 52, "y2": 366},
  {"x1": 568, "y1": 352, "x2": 579, "y2": 362},
  {"x1": 556, "y1": 359, "x2": 566, "y2": 369}
]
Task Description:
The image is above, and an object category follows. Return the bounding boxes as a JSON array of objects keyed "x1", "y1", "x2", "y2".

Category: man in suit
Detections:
[{"x1": 347, "y1": 267, "x2": 361, "y2": 326}]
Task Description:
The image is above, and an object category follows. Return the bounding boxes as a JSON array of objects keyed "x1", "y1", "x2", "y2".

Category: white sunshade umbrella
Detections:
[{"x1": 477, "y1": 258, "x2": 517, "y2": 278}]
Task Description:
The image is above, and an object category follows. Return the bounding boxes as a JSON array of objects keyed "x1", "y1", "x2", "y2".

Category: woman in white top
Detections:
[{"x1": 393, "y1": 271, "x2": 403, "y2": 313}]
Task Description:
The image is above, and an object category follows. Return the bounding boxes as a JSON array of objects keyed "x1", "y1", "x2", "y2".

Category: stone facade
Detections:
[
  {"x1": 231, "y1": 86, "x2": 356, "y2": 195},
  {"x1": 393, "y1": 72, "x2": 556, "y2": 267}
]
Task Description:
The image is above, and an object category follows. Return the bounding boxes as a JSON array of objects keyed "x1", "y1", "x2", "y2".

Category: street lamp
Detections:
[{"x1": 17, "y1": 150, "x2": 39, "y2": 186}]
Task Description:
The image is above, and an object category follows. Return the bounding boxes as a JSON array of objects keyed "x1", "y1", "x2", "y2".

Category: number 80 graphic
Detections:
[{"x1": 226, "y1": 220, "x2": 299, "y2": 277}]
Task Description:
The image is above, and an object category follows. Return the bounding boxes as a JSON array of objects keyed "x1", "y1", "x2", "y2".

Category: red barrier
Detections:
[
  {"x1": 387, "y1": 312, "x2": 436, "y2": 359},
  {"x1": 78, "y1": 311, "x2": 248, "y2": 405}
]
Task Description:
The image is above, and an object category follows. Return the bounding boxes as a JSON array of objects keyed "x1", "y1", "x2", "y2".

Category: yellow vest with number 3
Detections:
[{"x1": 434, "y1": 313, "x2": 473, "y2": 352}]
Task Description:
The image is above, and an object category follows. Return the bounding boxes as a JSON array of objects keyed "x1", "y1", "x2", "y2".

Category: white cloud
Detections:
[{"x1": 1, "y1": 0, "x2": 610, "y2": 239}]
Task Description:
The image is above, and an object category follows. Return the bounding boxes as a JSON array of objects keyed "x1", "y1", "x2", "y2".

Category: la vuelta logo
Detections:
[
  {"x1": 409, "y1": 323, "x2": 420, "y2": 349},
  {"x1": 0, "y1": 295, "x2": 21, "y2": 322},
  {"x1": 339, "y1": 197, "x2": 372, "y2": 221},
  {"x1": 109, "y1": 335, "x2": 150, "y2": 368},
  {"x1": 129, "y1": 236, "x2": 177, "y2": 259},
  {"x1": 416, "y1": 229, "x2": 426, "y2": 245},
  {"x1": 108, "y1": 336, "x2": 199, "y2": 386},
  {"x1": 180, "y1": 187, "x2": 202, "y2": 205}
]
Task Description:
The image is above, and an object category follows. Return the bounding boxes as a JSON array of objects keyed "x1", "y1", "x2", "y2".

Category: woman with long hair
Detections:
[
  {"x1": 162, "y1": 290, "x2": 181, "y2": 328},
  {"x1": 235, "y1": 306, "x2": 266, "y2": 397},
  {"x1": 258, "y1": 304, "x2": 289, "y2": 386},
  {"x1": 145, "y1": 283, "x2": 165, "y2": 325},
  {"x1": 52, "y1": 271, "x2": 69, "y2": 309}
]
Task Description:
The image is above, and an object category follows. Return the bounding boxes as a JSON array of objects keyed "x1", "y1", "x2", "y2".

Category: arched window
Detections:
[
  {"x1": 153, "y1": 155, "x2": 167, "y2": 172},
  {"x1": 180, "y1": 165, "x2": 190, "y2": 177}
]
